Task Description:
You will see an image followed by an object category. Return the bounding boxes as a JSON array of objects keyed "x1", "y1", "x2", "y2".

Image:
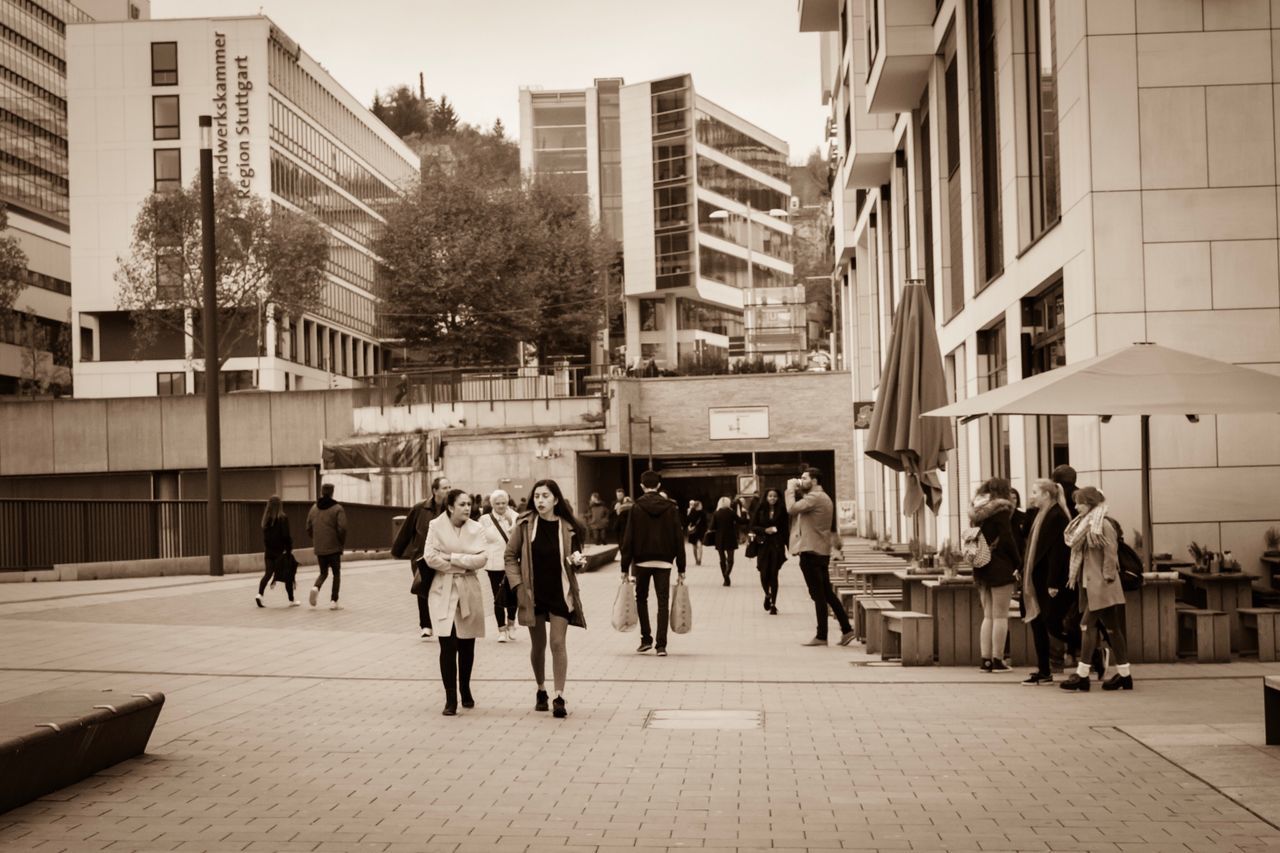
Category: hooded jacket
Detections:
[
  {"x1": 620, "y1": 491, "x2": 687, "y2": 573},
  {"x1": 306, "y1": 495, "x2": 347, "y2": 557},
  {"x1": 968, "y1": 498, "x2": 1022, "y2": 588}
]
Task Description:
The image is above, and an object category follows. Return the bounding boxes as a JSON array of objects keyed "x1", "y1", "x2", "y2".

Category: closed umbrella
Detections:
[
  {"x1": 865, "y1": 282, "x2": 955, "y2": 516},
  {"x1": 924, "y1": 341, "x2": 1280, "y2": 569}
]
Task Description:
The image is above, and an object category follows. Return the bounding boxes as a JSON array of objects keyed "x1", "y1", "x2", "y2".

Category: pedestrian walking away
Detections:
[
  {"x1": 709, "y1": 496, "x2": 739, "y2": 585},
  {"x1": 1060, "y1": 486, "x2": 1134, "y2": 692},
  {"x1": 403, "y1": 476, "x2": 450, "y2": 638},
  {"x1": 479, "y1": 488, "x2": 520, "y2": 642},
  {"x1": 586, "y1": 492, "x2": 610, "y2": 545},
  {"x1": 504, "y1": 479, "x2": 588, "y2": 719},
  {"x1": 684, "y1": 499, "x2": 708, "y2": 566},
  {"x1": 1019, "y1": 479, "x2": 1072, "y2": 685},
  {"x1": 968, "y1": 478, "x2": 1023, "y2": 674},
  {"x1": 257, "y1": 495, "x2": 298, "y2": 607},
  {"x1": 751, "y1": 489, "x2": 790, "y2": 615},
  {"x1": 306, "y1": 483, "x2": 347, "y2": 610},
  {"x1": 424, "y1": 490, "x2": 488, "y2": 715},
  {"x1": 786, "y1": 468, "x2": 855, "y2": 647},
  {"x1": 620, "y1": 470, "x2": 687, "y2": 656}
]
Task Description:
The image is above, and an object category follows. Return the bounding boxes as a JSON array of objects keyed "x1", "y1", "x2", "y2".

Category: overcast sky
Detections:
[{"x1": 150, "y1": 0, "x2": 829, "y2": 162}]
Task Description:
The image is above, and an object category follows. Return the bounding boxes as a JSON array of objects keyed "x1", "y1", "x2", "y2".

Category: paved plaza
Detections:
[{"x1": 1, "y1": 549, "x2": 1279, "y2": 853}]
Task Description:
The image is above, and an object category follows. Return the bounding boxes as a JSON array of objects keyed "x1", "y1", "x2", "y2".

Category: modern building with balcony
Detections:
[
  {"x1": 66, "y1": 14, "x2": 418, "y2": 398},
  {"x1": 801, "y1": 0, "x2": 1280, "y2": 577}
]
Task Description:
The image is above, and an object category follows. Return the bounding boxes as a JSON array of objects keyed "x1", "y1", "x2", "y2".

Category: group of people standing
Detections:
[{"x1": 969, "y1": 464, "x2": 1134, "y2": 691}]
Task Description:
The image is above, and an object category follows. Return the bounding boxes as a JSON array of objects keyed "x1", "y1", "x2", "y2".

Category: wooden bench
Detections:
[
  {"x1": 1177, "y1": 608, "x2": 1230, "y2": 662},
  {"x1": 1266, "y1": 676, "x2": 1279, "y2": 746},
  {"x1": 1239, "y1": 608, "x2": 1280, "y2": 662},
  {"x1": 856, "y1": 598, "x2": 900, "y2": 653},
  {"x1": 881, "y1": 611, "x2": 934, "y2": 666},
  {"x1": 0, "y1": 689, "x2": 164, "y2": 814}
]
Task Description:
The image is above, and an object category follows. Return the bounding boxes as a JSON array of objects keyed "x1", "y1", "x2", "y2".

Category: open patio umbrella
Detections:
[
  {"x1": 865, "y1": 282, "x2": 955, "y2": 516},
  {"x1": 923, "y1": 341, "x2": 1280, "y2": 570}
]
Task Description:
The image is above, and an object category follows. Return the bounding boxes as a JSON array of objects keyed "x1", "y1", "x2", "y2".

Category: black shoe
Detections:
[
  {"x1": 442, "y1": 700, "x2": 457, "y2": 716},
  {"x1": 979, "y1": 659, "x2": 993, "y2": 673},
  {"x1": 636, "y1": 641, "x2": 653, "y2": 653},
  {"x1": 655, "y1": 648, "x2": 667, "y2": 657},
  {"x1": 552, "y1": 696, "x2": 566, "y2": 718},
  {"x1": 769, "y1": 606, "x2": 778, "y2": 615},
  {"x1": 1102, "y1": 674, "x2": 1134, "y2": 691},
  {"x1": 535, "y1": 689, "x2": 549, "y2": 712},
  {"x1": 990, "y1": 659, "x2": 1010, "y2": 672},
  {"x1": 1022, "y1": 672, "x2": 1053, "y2": 686},
  {"x1": 1059, "y1": 673, "x2": 1090, "y2": 691},
  {"x1": 763, "y1": 597, "x2": 771, "y2": 611},
  {"x1": 460, "y1": 690, "x2": 475, "y2": 709}
]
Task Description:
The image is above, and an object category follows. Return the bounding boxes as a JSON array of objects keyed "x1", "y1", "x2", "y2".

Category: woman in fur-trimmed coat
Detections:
[{"x1": 969, "y1": 478, "x2": 1023, "y2": 673}]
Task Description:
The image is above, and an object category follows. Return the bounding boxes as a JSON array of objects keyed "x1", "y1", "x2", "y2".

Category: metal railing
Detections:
[
  {"x1": 0, "y1": 499, "x2": 409, "y2": 571},
  {"x1": 354, "y1": 362, "x2": 611, "y2": 410}
]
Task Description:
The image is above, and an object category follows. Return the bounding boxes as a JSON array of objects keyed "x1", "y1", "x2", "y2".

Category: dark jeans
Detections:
[
  {"x1": 259, "y1": 556, "x2": 294, "y2": 601},
  {"x1": 315, "y1": 553, "x2": 341, "y2": 601},
  {"x1": 438, "y1": 627, "x2": 475, "y2": 702},
  {"x1": 634, "y1": 566, "x2": 671, "y2": 650},
  {"x1": 487, "y1": 570, "x2": 516, "y2": 627},
  {"x1": 1081, "y1": 604, "x2": 1130, "y2": 667},
  {"x1": 799, "y1": 552, "x2": 851, "y2": 640},
  {"x1": 411, "y1": 561, "x2": 432, "y2": 629},
  {"x1": 718, "y1": 548, "x2": 734, "y2": 580}
]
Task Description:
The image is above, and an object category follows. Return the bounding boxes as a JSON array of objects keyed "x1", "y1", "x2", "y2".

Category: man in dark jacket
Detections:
[
  {"x1": 408, "y1": 476, "x2": 450, "y2": 638},
  {"x1": 306, "y1": 483, "x2": 347, "y2": 609},
  {"x1": 621, "y1": 470, "x2": 687, "y2": 656}
]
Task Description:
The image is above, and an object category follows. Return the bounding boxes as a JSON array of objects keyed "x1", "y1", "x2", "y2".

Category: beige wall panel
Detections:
[
  {"x1": 1144, "y1": 242, "x2": 1212, "y2": 310},
  {"x1": 1095, "y1": 311, "x2": 1148, "y2": 353},
  {"x1": 1206, "y1": 85, "x2": 1275, "y2": 188},
  {"x1": 1218, "y1": 413, "x2": 1280, "y2": 467},
  {"x1": 1135, "y1": 0, "x2": 1203, "y2": 33},
  {"x1": 1063, "y1": 249, "x2": 1097, "y2": 330},
  {"x1": 1138, "y1": 30, "x2": 1270, "y2": 87},
  {"x1": 1210, "y1": 240, "x2": 1280, "y2": 309},
  {"x1": 105, "y1": 398, "x2": 163, "y2": 471},
  {"x1": 1152, "y1": 465, "x2": 1280, "y2": 522},
  {"x1": 1221, "y1": 521, "x2": 1280, "y2": 585},
  {"x1": 1057, "y1": 39, "x2": 1089, "y2": 118},
  {"x1": 159, "y1": 396, "x2": 206, "y2": 470},
  {"x1": 0, "y1": 402, "x2": 54, "y2": 476},
  {"x1": 1056, "y1": 0, "x2": 1087, "y2": 56},
  {"x1": 1099, "y1": 468, "x2": 1142, "y2": 534},
  {"x1": 219, "y1": 395, "x2": 273, "y2": 469},
  {"x1": 1064, "y1": 312, "x2": 1097, "y2": 362},
  {"x1": 1093, "y1": 192, "x2": 1147, "y2": 313},
  {"x1": 1100, "y1": 415, "x2": 1141, "y2": 472},
  {"x1": 1203, "y1": 0, "x2": 1269, "y2": 30},
  {"x1": 52, "y1": 399, "x2": 109, "y2": 474},
  {"x1": 1142, "y1": 187, "x2": 1277, "y2": 243},
  {"x1": 1146, "y1": 307, "x2": 1280, "y2": 363},
  {"x1": 1149, "y1": 413, "x2": 1218, "y2": 468},
  {"x1": 1088, "y1": 36, "x2": 1141, "y2": 191},
  {"x1": 1087, "y1": 0, "x2": 1136, "y2": 34},
  {"x1": 1138, "y1": 87, "x2": 1207, "y2": 189},
  {"x1": 1057, "y1": 107, "x2": 1092, "y2": 212},
  {"x1": 270, "y1": 393, "x2": 328, "y2": 468},
  {"x1": 1153, "y1": 521, "x2": 1221, "y2": 559}
]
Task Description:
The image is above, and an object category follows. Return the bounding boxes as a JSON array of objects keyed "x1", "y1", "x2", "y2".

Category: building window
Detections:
[
  {"x1": 194, "y1": 370, "x2": 256, "y2": 394},
  {"x1": 80, "y1": 326, "x2": 94, "y2": 362},
  {"x1": 1023, "y1": 278, "x2": 1068, "y2": 473},
  {"x1": 942, "y1": 52, "x2": 965, "y2": 321},
  {"x1": 156, "y1": 371, "x2": 186, "y2": 396},
  {"x1": 153, "y1": 149, "x2": 181, "y2": 192},
  {"x1": 153, "y1": 95, "x2": 180, "y2": 139},
  {"x1": 155, "y1": 254, "x2": 183, "y2": 302},
  {"x1": 919, "y1": 101, "x2": 936, "y2": 310},
  {"x1": 639, "y1": 299, "x2": 665, "y2": 331},
  {"x1": 969, "y1": 0, "x2": 1003, "y2": 285},
  {"x1": 151, "y1": 42, "x2": 177, "y2": 85},
  {"x1": 977, "y1": 321, "x2": 1010, "y2": 480},
  {"x1": 1023, "y1": 0, "x2": 1060, "y2": 243}
]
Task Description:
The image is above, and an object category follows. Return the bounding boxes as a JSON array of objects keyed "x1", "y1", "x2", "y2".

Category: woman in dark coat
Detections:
[
  {"x1": 684, "y1": 500, "x2": 708, "y2": 566},
  {"x1": 710, "y1": 496, "x2": 739, "y2": 586},
  {"x1": 968, "y1": 478, "x2": 1022, "y2": 673},
  {"x1": 1018, "y1": 479, "x2": 1071, "y2": 685},
  {"x1": 750, "y1": 489, "x2": 789, "y2": 614},
  {"x1": 258, "y1": 495, "x2": 296, "y2": 607}
]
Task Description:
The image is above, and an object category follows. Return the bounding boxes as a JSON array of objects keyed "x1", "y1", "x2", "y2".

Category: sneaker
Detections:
[
  {"x1": 497, "y1": 629, "x2": 508, "y2": 643},
  {"x1": 552, "y1": 696, "x2": 567, "y2": 719},
  {"x1": 254, "y1": 594, "x2": 264, "y2": 608},
  {"x1": 1022, "y1": 672, "x2": 1053, "y2": 686},
  {"x1": 990, "y1": 659, "x2": 1010, "y2": 672},
  {"x1": 1102, "y1": 674, "x2": 1134, "y2": 691},
  {"x1": 1059, "y1": 673, "x2": 1090, "y2": 692},
  {"x1": 655, "y1": 648, "x2": 668, "y2": 657},
  {"x1": 288, "y1": 600, "x2": 300, "y2": 607},
  {"x1": 979, "y1": 659, "x2": 993, "y2": 673},
  {"x1": 838, "y1": 630, "x2": 857, "y2": 647},
  {"x1": 329, "y1": 601, "x2": 340, "y2": 610},
  {"x1": 636, "y1": 641, "x2": 653, "y2": 653},
  {"x1": 535, "y1": 689, "x2": 549, "y2": 712},
  {"x1": 420, "y1": 628, "x2": 433, "y2": 640},
  {"x1": 763, "y1": 597, "x2": 771, "y2": 612},
  {"x1": 309, "y1": 587, "x2": 318, "y2": 607},
  {"x1": 802, "y1": 637, "x2": 828, "y2": 646}
]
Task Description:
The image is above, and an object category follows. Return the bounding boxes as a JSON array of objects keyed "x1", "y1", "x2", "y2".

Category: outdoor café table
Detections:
[
  {"x1": 1262, "y1": 555, "x2": 1280, "y2": 589},
  {"x1": 1122, "y1": 575, "x2": 1180, "y2": 663},
  {"x1": 894, "y1": 569, "x2": 942, "y2": 614},
  {"x1": 1177, "y1": 569, "x2": 1258, "y2": 652},
  {"x1": 923, "y1": 578, "x2": 981, "y2": 666},
  {"x1": 835, "y1": 564, "x2": 907, "y2": 594}
]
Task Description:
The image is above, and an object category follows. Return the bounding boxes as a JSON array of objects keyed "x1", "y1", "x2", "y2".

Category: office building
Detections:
[
  {"x1": 801, "y1": 0, "x2": 1280, "y2": 573},
  {"x1": 67, "y1": 14, "x2": 418, "y2": 397}
]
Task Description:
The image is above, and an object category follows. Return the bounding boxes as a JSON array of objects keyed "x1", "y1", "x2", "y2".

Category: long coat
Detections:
[
  {"x1": 750, "y1": 502, "x2": 789, "y2": 572},
  {"x1": 504, "y1": 513, "x2": 587, "y2": 629},
  {"x1": 1074, "y1": 519, "x2": 1126, "y2": 612},
  {"x1": 1019, "y1": 504, "x2": 1069, "y2": 623},
  {"x1": 710, "y1": 506, "x2": 739, "y2": 552},
  {"x1": 423, "y1": 515, "x2": 488, "y2": 639}
]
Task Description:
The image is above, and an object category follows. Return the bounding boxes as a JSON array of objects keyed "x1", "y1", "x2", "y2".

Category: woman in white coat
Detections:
[{"x1": 424, "y1": 489, "x2": 488, "y2": 715}]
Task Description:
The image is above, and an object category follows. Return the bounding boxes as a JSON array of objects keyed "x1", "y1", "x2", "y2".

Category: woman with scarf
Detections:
[
  {"x1": 1059, "y1": 486, "x2": 1133, "y2": 691},
  {"x1": 1018, "y1": 479, "x2": 1071, "y2": 685},
  {"x1": 424, "y1": 490, "x2": 489, "y2": 715},
  {"x1": 969, "y1": 478, "x2": 1023, "y2": 673}
]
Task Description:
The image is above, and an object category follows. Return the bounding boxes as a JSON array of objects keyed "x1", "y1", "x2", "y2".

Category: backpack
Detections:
[
  {"x1": 961, "y1": 526, "x2": 992, "y2": 568},
  {"x1": 1109, "y1": 518, "x2": 1144, "y2": 591}
]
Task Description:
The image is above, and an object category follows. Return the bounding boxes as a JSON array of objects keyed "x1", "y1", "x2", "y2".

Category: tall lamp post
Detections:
[{"x1": 199, "y1": 115, "x2": 223, "y2": 576}]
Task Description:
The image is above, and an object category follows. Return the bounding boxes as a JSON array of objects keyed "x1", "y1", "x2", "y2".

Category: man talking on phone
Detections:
[{"x1": 786, "y1": 468, "x2": 856, "y2": 647}]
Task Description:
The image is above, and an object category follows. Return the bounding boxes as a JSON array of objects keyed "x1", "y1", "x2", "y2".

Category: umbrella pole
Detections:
[{"x1": 1140, "y1": 414, "x2": 1152, "y2": 573}]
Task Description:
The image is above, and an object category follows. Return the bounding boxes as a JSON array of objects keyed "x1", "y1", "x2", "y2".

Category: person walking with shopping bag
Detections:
[
  {"x1": 479, "y1": 489, "x2": 519, "y2": 642},
  {"x1": 423, "y1": 490, "x2": 488, "y2": 715},
  {"x1": 257, "y1": 495, "x2": 298, "y2": 607},
  {"x1": 620, "y1": 470, "x2": 687, "y2": 656}
]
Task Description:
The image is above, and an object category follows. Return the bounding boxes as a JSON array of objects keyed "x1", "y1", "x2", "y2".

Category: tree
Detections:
[
  {"x1": 371, "y1": 84, "x2": 434, "y2": 138},
  {"x1": 114, "y1": 177, "x2": 329, "y2": 372},
  {"x1": 491, "y1": 117, "x2": 506, "y2": 139},
  {"x1": 431, "y1": 94, "x2": 459, "y2": 134},
  {"x1": 0, "y1": 207, "x2": 27, "y2": 317}
]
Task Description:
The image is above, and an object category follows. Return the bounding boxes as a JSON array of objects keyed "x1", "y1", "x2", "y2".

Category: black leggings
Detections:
[
  {"x1": 258, "y1": 557, "x2": 294, "y2": 600},
  {"x1": 718, "y1": 548, "x2": 734, "y2": 578},
  {"x1": 438, "y1": 628, "x2": 475, "y2": 701},
  {"x1": 757, "y1": 552, "x2": 782, "y2": 605},
  {"x1": 487, "y1": 571, "x2": 516, "y2": 627}
]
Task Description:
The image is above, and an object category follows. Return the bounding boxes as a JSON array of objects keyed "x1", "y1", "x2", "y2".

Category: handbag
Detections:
[
  {"x1": 702, "y1": 528, "x2": 716, "y2": 547},
  {"x1": 273, "y1": 551, "x2": 298, "y2": 585},
  {"x1": 611, "y1": 575, "x2": 638, "y2": 632},
  {"x1": 670, "y1": 574, "x2": 692, "y2": 634},
  {"x1": 961, "y1": 527, "x2": 992, "y2": 568},
  {"x1": 744, "y1": 534, "x2": 759, "y2": 559},
  {"x1": 410, "y1": 557, "x2": 435, "y2": 596}
]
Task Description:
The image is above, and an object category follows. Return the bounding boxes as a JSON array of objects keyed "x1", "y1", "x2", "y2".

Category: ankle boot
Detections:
[
  {"x1": 442, "y1": 686, "x2": 457, "y2": 715},
  {"x1": 460, "y1": 684, "x2": 475, "y2": 709}
]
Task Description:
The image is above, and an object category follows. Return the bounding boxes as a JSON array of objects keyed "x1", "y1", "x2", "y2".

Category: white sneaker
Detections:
[
  {"x1": 420, "y1": 628, "x2": 433, "y2": 640},
  {"x1": 308, "y1": 587, "x2": 318, "y2": 607},
  {"x1": 497, "y1": 628, "x2": 508, "y2": 643},
  {"x1": 329, "y1": 601, "x2": 340, "y2": 610},
  {"x1": 288, "y1": 600, "x2": 301, "y2": 607},
  {"x1": 254, "y1": 594, "x2": 264, "y2": 608}
]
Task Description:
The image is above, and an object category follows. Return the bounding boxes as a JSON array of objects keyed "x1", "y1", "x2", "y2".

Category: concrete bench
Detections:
[
  {"x1": 856, "y1": 598, "x2": 900, "y2": 653},
  {"x1": 1177, "y1": 608, "x2": 1230, "y2": 663},
  {"x1": 1266, "y1": 676, "x2": 1279, "y2": 746},
  {"x1": 0, "y1": 689, "x2": 164, "y2": 814},
  {"x1": 1239, "y1": 608, "x2": 1280, "y2": 662},
  {"x1": 881, "y1": 611, "x2": 933, "y2": 666}
]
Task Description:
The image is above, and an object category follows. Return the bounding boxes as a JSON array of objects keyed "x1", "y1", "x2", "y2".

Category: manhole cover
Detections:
[{"x1": 644, "y1": 709, "x2": 763, "y2": 730}]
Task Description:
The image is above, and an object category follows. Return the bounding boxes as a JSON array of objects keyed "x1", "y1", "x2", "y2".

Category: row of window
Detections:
[
  {"x1": 12, "y1": 0, "x2": 92, "y2": 37},
  {"x1": 699, "y1": 247, "x2": 791, "y2": 290},
  {"x1": 693, "y1": 110, "x2": 788, "y2": 183},
  {"x1": 269, "y1": 96, "x2": 399, "y2": 208},
  {"x1": 1, "y1": 49, "x2": 65, "y2": 114},
  {"x1": 0, "y1": 144, "x2": 68, "y2": 220},
  {"x1": 0, "y1": 18, "x2": 62, "y2": 73},
  {"x1": 1, "y1": 2, "x2": 74, "y2": 63},
  {"x1": 267, "y1": 38, "x2": 417, "y2": 190},
  {"x1": 0, "y1": 310, "x2": 70, "y2": 365},
  {"x1": 269, "y1": 149, "x2": 384, "y2": 249},
  {"x1": 156, "y1": 369, "x2": 256, "y2": 396},
  {"x1": 695, "y1": 201, "x2": 791, "y2": 263},
  {"x1": 312, "y1": 280, "x2": 377, "y2": 338},
  {"x1": 16, "y1": 266, "x2": 70, "y2": 296},
  {"x1": 696, "y1": 158, "x2": 788, "y2": 214},
  {"x1": 150, "y1": 41, "x2": 177, "y2": 86}
]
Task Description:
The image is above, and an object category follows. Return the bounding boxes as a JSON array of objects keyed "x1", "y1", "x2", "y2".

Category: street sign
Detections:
[{"x1": 708, "y1": 406, "x2": 769, "y2": 440}]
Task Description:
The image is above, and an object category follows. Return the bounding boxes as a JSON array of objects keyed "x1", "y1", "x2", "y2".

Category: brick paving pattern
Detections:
[{"x1": 1, "y1": 549, "x2": 1278, "y2": 852}]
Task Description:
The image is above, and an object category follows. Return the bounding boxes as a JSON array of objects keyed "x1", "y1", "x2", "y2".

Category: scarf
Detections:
[
  {"x1": 1019, "y1": 507, "x2": 1050, "y2": 620},
  {"x1": 1063, "y1": 503, "x2": 1109, "y2": 589}
]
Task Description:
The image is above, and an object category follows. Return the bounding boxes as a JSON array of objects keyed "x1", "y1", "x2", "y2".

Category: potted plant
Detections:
[
  {"x1": 1188, "y1": 541, "x2": 1209, "y2": 572},
  {"x1": 938, "y1": 541, "x2": 959, "y2": 579},
  {"x1": 1265, "y1": 526, "x2": 1280, "y2": 558},
  {"x1": 907, "y1": 538, "x2": 923, "y2": 569}
]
